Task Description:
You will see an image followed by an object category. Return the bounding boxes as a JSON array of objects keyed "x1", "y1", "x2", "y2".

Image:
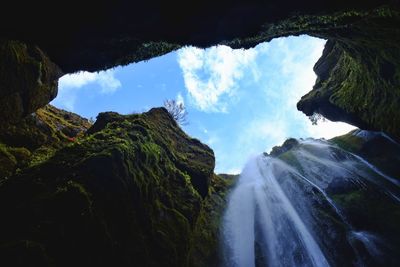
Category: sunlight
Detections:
[{"x1": 52, "y1": 35, "x2": 356, "y2": 173}]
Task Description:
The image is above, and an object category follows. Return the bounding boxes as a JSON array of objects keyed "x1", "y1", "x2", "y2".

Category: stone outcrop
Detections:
[
  {"x1": 0, "y1": 41, "x2": 62, "y2": 121},
  {"x1": 267, "y1": 133, "x2": 400, "y2": 265},
  {"x1": 0, "y1": 105, "x2": 90, "y2": 178},
  {"x1": 331, "y1": 129, "x2": 400, "y2": 179},
  {"x1": 0, "y1": 108, "x2": 216, "y2": 266}
]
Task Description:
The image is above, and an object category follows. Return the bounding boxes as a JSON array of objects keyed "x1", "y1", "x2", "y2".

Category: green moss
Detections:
[
  {"x1": 285, "y1": 6, "x2": 400, "y2": 138},
  {"x1": 330, "y1": 130, "x2": 400, "y2": 179},
  {"x1": 0, "y1": 40, "x2": 61, "y2": 121},
  {"x1": 278, "y1": 150, "x2": 303, "y2": 172},
  {"x1": 329, "y1": 185, "x2": 400, "y2": 248},
  {"x1": 227, "y1": 6, "x2": 399, "y2": 49},
  {"x1": 224, "y1": 5, "x2": 400, "y2": 139},
  {"x1": 0, "y1": 105, "x2": 91, "y2": 172},
  {"x1": 330, "y1": 131, "x2": 364, "y2": 153},
  {"x1": 0, "y1": 143, "x2": 34, "y2": 178},
  {"x1": 0, "y1": 108, "x2": 215, "y2": 266},
  {"x1": 152, "y1": 201, "x2": 191, "y2": 266},
  {"x1": 189, "y1": 174, "x2": 238, "y2": 267},
  {"x1": 317, "y1": 208, "x2": 345, "y2": 229},
  {"x1": 56, "y1": 180, "x2": 92, "y2": 202},
  {"x1": 328, "y1": 48, "x2": 400, "y2": 135},
  {"x1": 142, "y1": 142, "x2": 162, "y2": 161},
  {"x1": 115, "y1": 42, "x2": 181, "y2": 68},
  {"x1": 0, "y1": 143, "x2": 17, "y2": 179},
  {"x1": 8, "y1": 147, "x2": 31, "y2": 162},
  {"x1": 332, "y1": 190, "x2": 364, "y2": 205}
]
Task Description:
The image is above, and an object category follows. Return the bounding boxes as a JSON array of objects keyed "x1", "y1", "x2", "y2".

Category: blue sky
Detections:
[{"x1": 51, "y1": 35, "x2": 355, "y2": 174}]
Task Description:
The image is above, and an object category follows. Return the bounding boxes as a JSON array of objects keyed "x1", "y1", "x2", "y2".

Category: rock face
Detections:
[
  {"x1": 0, "y1": 41, "x2": 62, "y2": 121},
  {"x1": 297, "y1": 23, "x2": 400, "y2": 139},
  {"x1": 1, "y1": 0, "x2": 390, "y2": 73},
  {"x1": 0, "y1": 2, "x2": 399, "y2": 140},
  {"x1": 189, "y1": 173, "x2": 239, "y2": 267},
  {"x1": 262, "y1": 134, "x2": 400, "y2": 266},
  {"x1": 0, "y1": 107, "x2": 216, "y2": 267},
  {"x1": 232, "y1": 6, "x2": 400, "y2": 139},
  {"x1": 0, "y1": 105, "x2": 91, "y2": 179},
  {"x1": 331, "y1": 129, "x2": 400, "y2": 179}
]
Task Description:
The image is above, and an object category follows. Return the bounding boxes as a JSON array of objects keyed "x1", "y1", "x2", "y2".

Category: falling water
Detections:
[
  {"x1": 223, "y1": 156, "x2": 330, "y2": 267},
  {"x1": 222, "y1": 137, "x2": 400, "y2": 267}
]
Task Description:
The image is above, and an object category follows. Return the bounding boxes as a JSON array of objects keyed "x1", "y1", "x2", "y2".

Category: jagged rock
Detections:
[
  {"x1": 297, "y1": 35, "x2": 400, "y2": 138},
  {"x1": 268, "y1": 138, "x2": 299, "y2": 157},
  {"x1": 0, "y1": 105, "x2": 91, "y2": 179},
  {"x1": 331, "y1": 129, "x2": 400, "y2": 179},
  {"x1": 0, "y1": 40, "x2": 62, "y2": 121},
  {"x1": 88, "y1": 108, "x2": 214, "y2": 197},
  {"x1": 0, "y1": 0, "x2": 392, "y2": 72},
  {"x1": 267, "y1": 134, "x2": 400, "y2": 265},
  {"x1": 0, "y1": 107, "x2": 215, "y2": 267},
  {"x1": 189, "y1": 173, "x2": 239, "y2": 267}
]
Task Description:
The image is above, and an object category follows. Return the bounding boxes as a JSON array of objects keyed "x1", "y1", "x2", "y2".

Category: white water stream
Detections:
[{"x1": 222, "y1": 138, "x2": 400, "y2": 267}]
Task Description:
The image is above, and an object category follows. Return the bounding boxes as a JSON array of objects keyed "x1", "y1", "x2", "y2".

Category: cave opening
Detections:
[
  {"x1": 1, "y1": 3, "x2": 400, "y2": 267},
  {"x1": 51, "y1": 35, "x2": 355, "y2": 174}
]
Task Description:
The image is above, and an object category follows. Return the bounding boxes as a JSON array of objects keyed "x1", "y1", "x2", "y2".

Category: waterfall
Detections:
[{"x1": 222, "y1": 138, "x2": 400, "y2": 267}]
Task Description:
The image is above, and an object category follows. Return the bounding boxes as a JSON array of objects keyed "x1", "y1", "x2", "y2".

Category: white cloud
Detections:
[
  {"x1": 306, "y1": 120, "x2": 356, "y2": 139},
  {"x1": 59, "y1": 71, "x2": 98, "y2": 88},
  {"x1": 224, "y1": 167, "x2": 242, "y2": 175},
  {"x1": 239, "y1": 116, "x2": 289, "y2": 154},
  {"x1": 272, "y1": 37, "x2": 326, "y2": 107},
  {"x1": 235, "y1": 36, "x2": 355, "y2": 157},
  {"x1": 270, "y1": 37, "x2": 357, "y2": 139},
  {"x1": 177, "y1": 45, "x2": 257, "y2": 112},
  {"x1": 54, "y1": 69, "x2": 121, "y2": 111},
  {"x1": 96, "y1": 71, "x2": 122, "y2": 94},
  {"x1": 59, "y1": 69, "x2": 121, "y2": 94},
  {"x1": 179, "y1": 36, "x2": 356, "y2": 173},
  {"x1": 176, "y1": 92, "x2": 185, "y2": 106}
]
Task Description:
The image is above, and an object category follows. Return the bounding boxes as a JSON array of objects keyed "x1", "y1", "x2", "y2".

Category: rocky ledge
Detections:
[{"x1": 0, "y1": 107, "x2": 229, "y2": 267}]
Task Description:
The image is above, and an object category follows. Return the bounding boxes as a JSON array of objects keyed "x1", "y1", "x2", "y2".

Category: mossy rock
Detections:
[
  {"x1": 0, "y1": 104, "x2": 91, "y2": 178},
  {"x1": 189, "y1": 173, "x2": 239, "y2": 267},
  {"x1": 269, "y1": 134, "x2": 400, "y2": 264},
  {"x1": 0, "y1": 144, "x2": 17, "y2": 179},
  {"x1": 331, "y1": 129, "x2": 400, "y2": 179},
  {"x1": 0, "y1": 40, "x2": 62, "y2": 122},
  {"x1": 293, "y1": 6, "x2": 400, "y2": 139},
  {"x1": 0, "y1": 107, "x2": 215, "y2": 267}
]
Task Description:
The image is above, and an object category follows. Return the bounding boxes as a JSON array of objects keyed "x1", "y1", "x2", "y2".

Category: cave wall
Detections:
[
  {"x1": 0, "y1": 1, "x2": 399, "y2": 138},
  {"x1": 0, "y1": 41, "x2": 62, "y2": 122},
  {"x1": 2, "y1": 0, "x2": 393, "y2": 72},
  {"x1": 0, "y1": 108, "x2": 216, "y2": 267},
  {"x1": 294, "y1": 8, "x2": 400, "y2": 139},
  {"x1": 0, "y1": 105, "x2": 91, "y2": 178}
]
